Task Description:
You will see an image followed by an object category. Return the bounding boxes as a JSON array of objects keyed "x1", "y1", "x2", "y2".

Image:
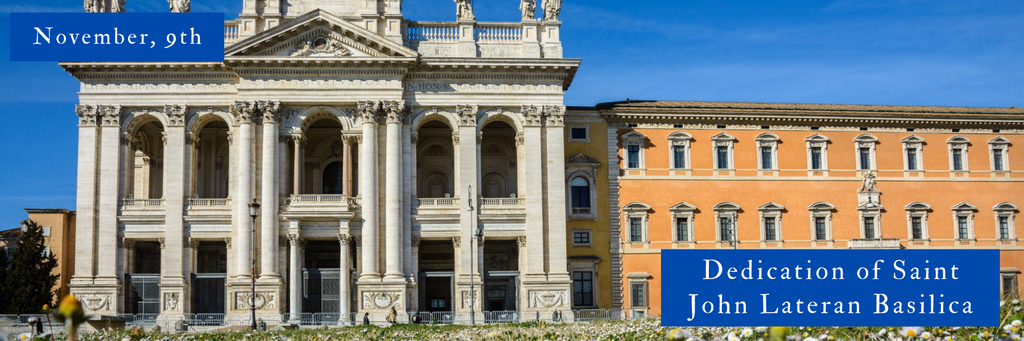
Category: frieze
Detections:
[
  {"x1": 79, "y1": 294, "x2": 112, "y2": 311},
  {"x1": 301, "y1": 222, "x2": 339, "y2": 230},
  {"x1": 189, "y1": 225, "x2": 231, "y2": 232},
  {"x1": 122, "y1": 225, "x2": 165, "y2": 232},
  {"x1": 404, "y1": 82, "x2": 560, "y2": 94},
  {"x1": 529, "y1": 290, "x2": 568, "y2": 308},
  {"x1": 239, "y1": 78, "x2": 399, "y2": 90},
  {"x1": 234, "y1": 292, "x2": 276, "y2": 310},
  {"x1": 82, "y1": 83, "x2": 235, "y2": 92},
  {"x1": 362, "y1": 291, "x2": 402, "y2": 309}
]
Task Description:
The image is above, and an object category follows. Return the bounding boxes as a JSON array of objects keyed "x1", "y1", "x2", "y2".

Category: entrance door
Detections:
[
  {"x1": 126, "y1": 273, "x2": 160, "y2": 320},
  {"x1": 191, "y1": 273, "x2": 226, "y2": 324},
  {"x1": 303, "y1": 268, "x2": 340, "y2": 324},
  {"x1": 422, "y1": 275, "x2": 453, "y2": 312}
]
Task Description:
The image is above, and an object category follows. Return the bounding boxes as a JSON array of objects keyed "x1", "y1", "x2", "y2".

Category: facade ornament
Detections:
[
  {"x1": 520, "y1": 0, "x2": 536, "y2": 20},
  {"x1": 339, "y1": 234, "x2": 351, "y2": 245},
  {"x1": 288, "y1": 234, "x2": 302, "y2": 246},
  {"x1": 258, "y1": 100, "x2": 282, "y2": 123},
  {"x1": 515, "y1": 133, "x2": 525, "y2": 147},
  {"x1": 188, "y1": 239, "x2": 200, "y2": 249},
  {"x1": 859, "y1": 171, "x2": 879, "y2": 192},
  {"x1": 543, "y1": 0, "x2": 561, "y2": 20},
  {"x1": 185, "y1": 132, "x2": 199, "y2": 146},
  {"x1": 157, "y1": 237, "x2": 166, "y2": 249},
  {"x1": 452, "y1": 135, "x2": 460, "y2": 145},
  {"x1": 122, "y1": 238, "x2": 135, "y2": 250},
  {"x1": 168, "y1": 0, "x2": 189, "y2": 12},
  {"x1": 517, "y1": 236, "x2": 527, "y2": 247},
  {"x1": 357, "y1": 100, "x2": 381, "y2": 124},
  {"x1": 164, "y1": 104, "x2": 187, "y2": 127},
  {"x1": 231, "y1": 101, "x2": 257, "y2": 123},
  {"x1": 452, "y1": 236, "x2": 461, "y2": 247},
  {"x1": 164, "y1": 292, "x2": 180, "y2": 310},
  {"x1": 410, "y1": 132, "x2": 419, "y2": 144},
  {"x1": 411, "y1": 236, "x2": 420, "y2": 247},
  {"x1": 521, "y1": 105, "x2": 543, "y2": 127},
  {"x1": 76, "y1": 104, "x2": 98, "y2": 126},
  {"x1": 224, "y1": 237, "x2": 232, "y2": 249},
  {"x1": 283, "y1": 109, "x2": 300, "y2": 124},
  {"x1": 454, "y1": 0, "x2": 475, "y2": 21},
  {"x1": 456, "y1": 104, "x2": 479, "y2": 126},
  {"x1": 98, "y1": 105, "x2": 122, "y2": 126},
  {"x1": 382, "y1": 100, "x2": 407, "y2": 124},
  {"x1": 111, "y1": 0, "x2": 125, "y2": 12},
  {"x1": 291, "y1": 37, "x2": 352, "y2": 57},
  {"x1": 543, "y1": 105, "x2": 566, "y2": 126}
]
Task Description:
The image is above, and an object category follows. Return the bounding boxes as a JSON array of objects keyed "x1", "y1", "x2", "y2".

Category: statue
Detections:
[
  {"x1": 84, "y1": 0, "x2": 95, "y2": 12},
  {"x1": 520, "y1": 0, "x2": 536, "y2": 20},
  {"x1": 543, "y1": 0, "x2": 561, "y2": 20},
  {"x1": 111, "y1": 0, "x2": 125, "y2": 12},
  {"x1": 859, "y1": 171, "x2": 878, "y2": 192},
  {"x1": 169, "y1": 0, "x2": 190, "y2": 12},
  {"x1": 454, "y1": 0, "x2": 475, "y2": 21}
]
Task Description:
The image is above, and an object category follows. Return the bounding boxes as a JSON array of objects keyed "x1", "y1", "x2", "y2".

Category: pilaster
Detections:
[
  {"x1": 259, "y1": 100, "x2": 282, "y2": 281},
  {"x1": 357, "y1": 100, "x2": 381, "y2": 282},
  {"x1": 520, "y1": 105, "x2": 546, "y2": 282},
  {"x1": 159, "y1": 104, "x2": 188, "y2": 321},
  {"x1": 72, "y1": 104, "x2": 99, "y2": 286}
]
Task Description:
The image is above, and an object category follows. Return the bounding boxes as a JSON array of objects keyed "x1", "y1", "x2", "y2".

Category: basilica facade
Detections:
[{"x1": 65, "y1": 0, "x2": 581, "y2": 323}]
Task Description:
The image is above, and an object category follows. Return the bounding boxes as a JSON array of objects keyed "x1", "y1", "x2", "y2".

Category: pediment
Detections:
[
  {"x1": 225, "y1": 9, "x2": 418, "y2": 59},
  {"x1": 566, "y1": 153, "x2": 601, "y2": 166}
]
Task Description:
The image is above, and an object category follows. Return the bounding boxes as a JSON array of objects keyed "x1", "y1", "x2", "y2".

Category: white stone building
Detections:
[{"x1": 63, "y1": 0, "x2": 579, "y2": 324}]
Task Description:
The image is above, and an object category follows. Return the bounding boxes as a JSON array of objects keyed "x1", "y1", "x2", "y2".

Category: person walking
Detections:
[
  {"x1": 363, "y1": 312, "x2": 370, "y2": 325},
  {"x1": 385, "y1": 306, "x2": 398, "y2": 325}
]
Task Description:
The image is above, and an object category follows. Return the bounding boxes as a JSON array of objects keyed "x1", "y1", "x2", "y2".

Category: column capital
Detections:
[
  {"x1": 521, "y1": 105, "x2": 543, "y2": 127},
  {"x1": 76, "y1": 104, "x2": 98, "y2": 126},
  {"x1": 290, "y1": 134, "x2": 306, "y2": 143},
  {"x1": 98, "y1": 104, "x2": 122, "y2": 127},
  {"x1": 224, "y1": 237, "x2": 232, "y2": 249},
  {"x1": 383, "y1": 100, "x2": 407, "y2": 124},
  {"x1": 357, "y1": 100, "x2": 381, "y2": 124},
  {"x1": 456, "y1": 104, "x2": 479, "y2": 126},
  {"x1": 287, "y1": 233, "x2": 303, "y2": 246},
  {"x1": 515, "y1": 133, "x2": 525, "y2": 147},
  {"x1": 186, "y1": 132, "x2": 200, "y2": 145},
  {"x1": 231, "y1": 101, "x2": 257, "y2": 124},
  {"x1": 517, "y1": 236, "x2": 527, "y2": 247},
  {"x1": 339, "y1": 233, "x2": 352, "y2": 245},
  {"x1": 258, "y1": 100, "x2": 282, "y2": 124},
  {"x1": 543, "y1": 105, "x2": 566, "y2": 127},
  {"x1": 452, "y1": 236, "x2": 461, "y2": 247},
  {"x1": 165, "y1": 104, "x2": 188, "y2": 127},
  {"x1": 189, "y1": 239, "x2": 201, "y2": 249},
  {"x1": 123, "y1": 238, "x2": 135, "y2": 250},
  {"x1": 158, "y1": 237, "x2": 166, "y2": 249}
]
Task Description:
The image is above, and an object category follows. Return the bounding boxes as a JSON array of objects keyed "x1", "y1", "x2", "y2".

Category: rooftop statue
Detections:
[
  {"x1": 169, "y1": 0, "x2": 190, "y2": 12},
  {"x1": 454, "y1": 0, "x2": 475, "y2": 21},
  {"x1": 543, "y1": 0, "x2": 561, "y2": 20},
  {"x1": 520, "y1": 0, "x2": 536, "y2": 20}
]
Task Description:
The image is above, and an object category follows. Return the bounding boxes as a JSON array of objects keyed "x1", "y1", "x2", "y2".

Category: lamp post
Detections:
[
  {"x1": 467, "y1": 185, "x2": 476, "y2": 325},
  {"x1": 247, "y1": 199, "x2": 260, "y2": 330}
]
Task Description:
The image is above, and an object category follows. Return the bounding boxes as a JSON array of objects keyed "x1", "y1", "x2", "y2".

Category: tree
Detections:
[
  {"x1": 0, "y1": 247, "x2": 8, "y2": 313},
  {"x1": 3, "y1": 220, "x2": 59, "y2": 314}
]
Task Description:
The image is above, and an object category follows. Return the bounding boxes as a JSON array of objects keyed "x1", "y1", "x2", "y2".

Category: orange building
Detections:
[{"x1": 577, "y1": 100, "x2": 1024, "y2": 317}]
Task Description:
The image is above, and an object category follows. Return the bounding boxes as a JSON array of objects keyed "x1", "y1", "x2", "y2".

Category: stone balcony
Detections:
[
  {"x1": 280, "y1": 194, "x2": 359, "y2": 219},
  {"x1": 224, "y1": 19, "x2": 562, "y2": 58},
  {"x1": 186, "y1": 198, "x2": 231, "y2": 217},
  {"x1": 848, "y1": 238, "x2": 903, "y2": 249},
  {"x1": 120, "y1": 199, "x2": 165, "y2": 217}
]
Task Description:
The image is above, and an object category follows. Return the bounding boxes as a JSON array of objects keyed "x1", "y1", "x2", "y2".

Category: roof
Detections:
[
  {"x1": 24, "y1": 208, "x2": 73, "y2": 214},
  {"x1": 573, "y1": 99, "x2": 1024, "y2": 127},
  {"x1": 0, "y1": 227, "x2": 22, "y2": 240}
]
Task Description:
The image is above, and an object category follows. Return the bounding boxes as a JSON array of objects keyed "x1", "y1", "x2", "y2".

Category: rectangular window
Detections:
[
  {"x1": 1004, "y1": 275, "x2": 1019, "y2": 299},
  {"x1": 952, "y1": 148, "x2": 964, "y2": 171},
  {"x1": 764, "y1": 217, "x2": 777, "y2": 241},
  {"x1": 676, "y1": 217, "x2": 689, "y2": 242},
  {"x1": 716, "y1": 146, "x2": 729, "y2": 169},
  {"x1": 1000, "y1": 216, "x2": 1011, "y2": 240},
  {"x1": 907, "y1": 148, "x2": 918, "y2": 170},
  {"x1": 630, "y1": 283, "x2": 647, "y2": 307},
  {"x1": 859, "y1": 147, "x2": 871, "y2": 170},
  {"x1": 810, "y1": 147, "x2": 822, "y2": 170},
  {"x1": 629, "y1": 218, "x2": 643, "y2": 242},
  {"x1": 863, "y1": 217, "x2": 875, "y2": 239},
  {"x1": 911, "y1": 216, "x2": 923, "y2": 240},
  {"x1": 572, "y1": 271, "x2": 594, "y2": 307},
  {"x1": 573, "y1": 231, "x2": 591, "y2": 245},
  {"x1": 672, "y1": 145, "x2": 686, "y2": 169},
  {"x1": 994, "y1": 149, "x2": 1005, "y2": 171},
  {"x1": 719, "y1": 217, "x2": 732, "y2": 242},
  {"x1": 958, "y1": 216, "x2": 969, "y2": 239},
  {"x1": 760, "y1": 146, "x2": 773, "y2": 169},
  {"x1": 570, "y1": 127, "x2": 588, "y2": 140},
  {"x1": 814, "y1": 217, "x2": 827, "y2": 240},
  {"x1": 626, "y1": 145, "x2": 640, "y2": 169}
]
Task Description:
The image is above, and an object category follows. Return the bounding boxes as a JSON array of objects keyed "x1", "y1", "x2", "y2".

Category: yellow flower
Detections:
[
  {"x1": 59, "y1": 294, "x2": 83, "y2": 317},
  {"x1": 770, "y1": 327, "x2": 790, "y2": 341}
]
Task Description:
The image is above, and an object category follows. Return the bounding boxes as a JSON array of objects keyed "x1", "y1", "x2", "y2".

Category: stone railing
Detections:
[
  {"x1": 848, "y1": 238, "x2": 902, "y2": 249},
  {"x1": 122, "y1": 199, "x2": 165, "y2": 208},
  {"x1": 290, "y1": 194, "x2": 346, "y2": 203},
  {"x1": 417, "y1": 197, "x2": 458, "y2": 206},
  {"x1": 404, "y1": 20, "x2": 561, "y2": 58},
  {"x1": 224, "y1": 20, "x2": 239, "y2": 45},
  {"x1": 571, "y1": 207, "x2": 592, "y2": 215},
  {"x1": 481, "y1": 197, "x2": 524, "y2": 207},
  {"x1": 187, "y1": 198, "x2": 230, "y2": 209}
]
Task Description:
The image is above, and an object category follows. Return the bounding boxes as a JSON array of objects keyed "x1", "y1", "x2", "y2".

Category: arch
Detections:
[
  {"x1": 411, "y1": 108, "x2": 459, "y2": 131},
  {"x1": 713, "y1": 202, "x2": 741, "y2": 211},
  {"x1": 419, "y1": 167, "x2": 453, "y2": 198},
  {"x1": 418, "y1": 138, "x2": 454, "y2": 156},
  {"x1": 481, "y1": 168, "x2": 510, "y2": 198},
  {"x1": 755, "y1": 132, "x2": 780, "y2": 141},
  {"x1": 187, "y1": 109, "x2": 234, "y2": 134},
  {"x1": 310, "y1": 136, "x2": 346, "y2": 160},
  {"x1": 288, "y1": 106, "x2": 354, "y2": 132},
  {"x1": 478, "y1": 108, "x2": 523, "y2": 133},
  {"x1": 321, "y1": 160, "x2": 344, "y2": 194},
  {"x1": 122, "y1": 108, "x2": 169, "y2": 135},
  {"x1": 904, "y1": 202, "x2": 932, "y2": 210},
  {"x1": 480, "y1": 138, "x2": 515, "y2": 157},
  {"x1": 623, "y1": 201, "x2": 652, "y2": 212},
  {"x1": 807, "y1": 201, "x2": 836, "y2": 211},
  {"x1": 947, "y1": 135, "x2": 971, "y2": 144},
  {"x1": 994, "y1": 202, "x2": 1019, "y2": 211},
  {"x1": 854, "y1": 134, "x2": 878, "y2": 143},
  {"x1": 569, "y1": 176, "x2": 591, "y2": 209}
]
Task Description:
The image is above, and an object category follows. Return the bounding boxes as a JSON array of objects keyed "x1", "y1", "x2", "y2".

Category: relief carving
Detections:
[
  {"x1": 98, "y1": 105, "x2": 122, "y2": 126},
  {"x1": 164, "y1": 292, "x2": 180, "y2": 311},
  {"x1": 529, "y1": 290, "x2": 567, "y2": 308},
  {"x1": 521, "y1": 105, "x2": 543, "y2": 127},
  {"x1": 76, "y1": 104, "x2": 98, "y2": 126},
  {"x1": 80, "y1": 294, "x2": 111, "y2": 311},
  {"x1": 290, "y1": 36, "x2": 353, "y2": 57},
  {"x1": 235, "y1": 292, "x2": 276, "y2": 310},
  {"x1": 165, "y1": 104, "x2": 187, "y2": 126},
  {"x1": 456, "y1": 104, "x2": 479, "y2": 126},
  {"x1": 361, "y1": 291, "x2": 402, "y2": 309}
]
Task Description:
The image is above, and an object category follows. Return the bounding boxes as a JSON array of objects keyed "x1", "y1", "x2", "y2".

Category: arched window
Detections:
[
  {"x1": 570, "y1": 177, "x2": 591, "y2": 209},
  {"x1": 322, "y1": 161, "x2": 343, "y2": 194}
]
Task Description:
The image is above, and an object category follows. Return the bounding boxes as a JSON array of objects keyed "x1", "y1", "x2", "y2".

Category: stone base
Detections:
[
  {"x1": 226, "y1": 279, "x2": 284, "y2": 323},
  {"x1": 69, "y1": 283, "x2": 122, "y2": 315},
  {"x1": 520, "y1": 280, "x2": 572, "y2": 322},
  {"x1": 356, "y1": 281, "x2": 408, "y2": 323}
]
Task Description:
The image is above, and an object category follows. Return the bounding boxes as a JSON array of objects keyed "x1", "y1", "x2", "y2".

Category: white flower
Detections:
[
  {"x1": 1006, "y1": 324, "x2": 1016, "y2": 332},
  {"x1": 742, "y1": 328, "x2": 754, "y2": 337},
  {"x1": 1002, "y1": 301, "x2": 1008, "y2": 307},
  {"x1": 16, "y1": 333, "x2": 31, "y2": 341},
  {"x1": 803, "y1": 338, "x2": 820, "y2": 341},
  {"x1": 756, "y1": 327, "x2": 768, "y2": 333},
  {"x1": 902, "y1": 327, "x2": 924, "y2": 338},
  {"x1": 1012, "y1": 299, "x2": 1020, "y2": 304},
  {"x1": 921, "y1": 332, "x2": 933, "y2": 339},
  {"x1": 729, "y1": 334, "x2": 742, "y2": 341}
]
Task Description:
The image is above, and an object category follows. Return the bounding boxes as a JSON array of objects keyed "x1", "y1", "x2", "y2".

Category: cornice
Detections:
[{"x1": 602, "y1": 111, "x2": 1024, "y2": 128}]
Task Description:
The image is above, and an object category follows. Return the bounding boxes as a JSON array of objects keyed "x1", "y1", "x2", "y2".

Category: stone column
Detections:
[
  {"x1": 287, "y1": 234, "x2": 302, "y2": 323},
  {"x1": 231, "y1": 101, "x2": 256, "y2": 278},
  {"x1": 357, "y1": 100, "x2": 380, "y2": 281},
  {"x1": 402, "y1": 127, "x2": 413, "y2": 281},
  {"x1": 383, "y1": 100, "x2": 405, "y2": 282},
  {"x1": 73, "y1": 105, "x2": 99, "y2": 284},
  {"x1": 342, "y1": 135, "x2": 352, "y2": 196},
  {"x1": 161, "y1": 105, "x2": 189, "y2": 313},
  {"x1": 454, "y1": 104, "x2": 480, "y2": 311},
  {"x1": 338, "y1": 234, "x2": 352, "y2": 324},
  {"x1": 520, "y1": 105, "x2": 546, "y2": 281},
  {"x1": 96, "y1": 105, "x2": 122, "y2": 285},
  {"x1": 259, "y1": 100, "x2": 282, "y2": 279},
  {"x1": 292, "y1": 135, "x2": 303, "y2": 196},
  {"x1": 543, "y1": 105, "x2": 569, "y2": 279}
]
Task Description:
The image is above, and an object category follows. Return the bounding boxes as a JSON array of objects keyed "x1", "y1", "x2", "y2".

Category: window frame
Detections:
[
  {"x1": 904, "y1": 202, "x2": 931, "y2": 241},
  {"x1": 854, "y1": 134, "x2": 878, "y2": 171},
  {"x1": 804, "y1": 134, "x2": 830, "y2": 173},
  {"x1": 669, "y1": 201, "x2": 698, "y2": 243},
  {"x1": 571, "y1": 270, "x2": 596, "y2": 307},
  {"x1": 623, "y1": 202, "x2": 652, "y2": 243},
  {"x1": 667, "y1": 131, "x2": 693, "y2": 170},
  {"x1": 567, "y1": 124, "x2": 590, "y2": 143},
  {"x1": 755, "y1": 133, "x2": 780, "y2": 170},
  {"x1": 947, "y1": 135, "x2": 971, "y2": 172},
  {"x1": 994, "y1": 202, "x2": 1019, "y2": 241},
  {"x1": 626, "y1": 273, "x2": 651, "y2": 310},
  {"x1": 858, "y1": 201, "x2": 883, "y2": 240},
  {"x1": 566, "y1": 154, "x2": 601, "y2": 221},
  {"x1": 989, "y1": 136, "x2": 1011, "y2": 172},
  {"x1": 710, "y1": 132, "x2": 737, "y2": 171},
  {"x1": 951, "y1": 201, "x2": 977, "y2": 241},
  {"x1": 901, "y1": 135, "x2": 925, "y2": 172},
  {"x1": 1002, "y1": 270, "x2": 1020, "y2": 299},
  {"x1": 757, "y1": 202, "x2": 785, "y2": 242},
  {"x1": 808, "y1": 201, "x2": 835, "y2": 241},
  {"x1": 713, "y1": 202, "x2": 741, "y2": 244},
  {"x1": 571, "y1": 228, "x2": 593, "y2": 247},
  {"x1": 622, "y1": 131, "x2": 647, "y2": 169}
]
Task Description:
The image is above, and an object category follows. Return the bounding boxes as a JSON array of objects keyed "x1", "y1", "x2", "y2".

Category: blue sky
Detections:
[{"x1": 0, "y1": 0, "x2": 1022, "y2": 225}]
